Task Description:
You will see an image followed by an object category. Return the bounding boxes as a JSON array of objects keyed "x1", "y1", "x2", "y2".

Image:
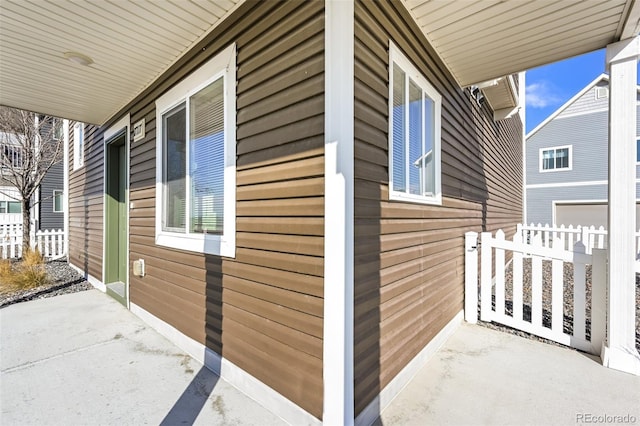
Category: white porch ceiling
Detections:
[
  {"x1": 402, "y1": 0, "x2": 640, "y2": 87},
  {"x1": 0, "y1": 0, "x2": 242, "y2": 125},
  {"x1": 0, "y1": 0, "x2": 639, "y2": 125}
]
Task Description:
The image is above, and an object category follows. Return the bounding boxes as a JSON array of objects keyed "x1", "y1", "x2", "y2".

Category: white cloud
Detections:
[{"x1": 525, "y1": 81, "x2": 562, "y2": 108}]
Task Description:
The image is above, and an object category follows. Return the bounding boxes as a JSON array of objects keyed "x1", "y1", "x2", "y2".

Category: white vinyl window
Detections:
[
  {"x1": 388, "y1": 42, "x2": 442, "y2": 205},
  {"x1": 155, "y1": 44, "x2": 236, "y2": 257},
  {"x1": 0, "y1": 201, "x2": 21, "y2": 214},
  {"x1": 73, "y1": 123, "x2": 84, "y2": 170},
  {"x1": 53, "y1": 190, "x2": 63, "y2": 213},
  {"x1": 540, "y1": 145, "x2": 571, "y2": 172}
]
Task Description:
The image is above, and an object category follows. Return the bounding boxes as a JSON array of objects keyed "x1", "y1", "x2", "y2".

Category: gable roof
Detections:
[
  {"x1": 526, "y1": 74, "x2": 609, "y2": 140},
  {"x1": 526, "y1": 74, "x2": 640, "y2": 140}
]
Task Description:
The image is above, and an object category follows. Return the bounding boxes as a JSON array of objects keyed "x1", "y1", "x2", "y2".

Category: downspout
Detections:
[{"x1": 520, "y1": 72, "x2": 527, "y2": 225}]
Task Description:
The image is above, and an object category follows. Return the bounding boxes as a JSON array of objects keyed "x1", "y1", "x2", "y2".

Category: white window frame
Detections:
[
  {"x1": 388, "y1": 41, "x2": 442, "y2": 205},
  {"x1": 636, "y1": 139, "x2": 640, "y2": 164},
  {"x1": 539, "y1": 145, "x2": 572, "y2": 172},
  {"x1": 53, "y1": 190, "x2": 63, "y2": 213},
  {"x1": 73, "y1": 122, "x2": 84, "y2": 170},
  {"x1": 154, "y1": 43, "x2": 236, "y2": 258}
]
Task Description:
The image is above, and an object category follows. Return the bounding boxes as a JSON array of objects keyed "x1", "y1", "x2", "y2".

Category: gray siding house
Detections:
[
  {"x1": 0, "y1": 116, "x2": 64, "y2": 230},
  {"x1": 525, "y1": 74, "x2": 640, "y2": 228}
]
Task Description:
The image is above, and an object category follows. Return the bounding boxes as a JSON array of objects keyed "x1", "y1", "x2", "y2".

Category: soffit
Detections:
[
  {"x1": 402, "y1": 0, "x2": 640, "y2": 87},
  {"x1": 0, "y1": 0, "x2": 242, "y2": 125},
  {"x1": 1, "y1": 0, "x2": 639, "y2": 125}
]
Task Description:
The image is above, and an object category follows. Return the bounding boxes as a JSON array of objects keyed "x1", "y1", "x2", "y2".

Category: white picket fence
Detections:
[
  {"x1": 518, "y1": 223, "x2": 640, "y2": 257},
  {"x1": 0, "y1": 226, "x2": 66, "y2": 260},
  {"x1": 465, "y1": 230, "x2": 606, "y2": 355}
]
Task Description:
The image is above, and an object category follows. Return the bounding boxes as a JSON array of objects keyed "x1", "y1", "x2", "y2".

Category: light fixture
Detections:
[{"x1": 64, "y1": 51, "x2": 94, "y2": 66}]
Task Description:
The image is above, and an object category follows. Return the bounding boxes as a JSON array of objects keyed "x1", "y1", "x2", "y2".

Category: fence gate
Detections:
[{"x1": 465, "y1": 230, "x2": 606, "y2": 355}]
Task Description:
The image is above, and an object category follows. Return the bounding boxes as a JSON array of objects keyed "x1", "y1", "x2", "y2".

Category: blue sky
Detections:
[{"x1": 525, "y1": 49, "x2": 640, "y2": 134}]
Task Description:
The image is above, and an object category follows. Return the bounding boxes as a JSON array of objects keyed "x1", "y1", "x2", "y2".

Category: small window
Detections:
[
  {"x1": 540, "y1": 145, "x2": 572, "y2": 172},
  {"x1": 8, "y1": 201, "x2": 21, "y2": 214},
  {"x1": 0, "y1": 201, "x2": 5, "y2": 214},
  {"x1": 2, "y1": 144, "x2": 23, "y2": 168},
  {"x1": 595, "y1": 87, "x2": 609, "y2": 100},
  {"x1": 53, "y1": 190, "x2": 63, "y2": 213},
  {"x1": 73, "y1": 123, "x2": 84, "y2": 170},
  {"x1": 388, "y1": 42, "x2": 442, "y2": 205},
  {"x1": 155, "y1": 44, "x2": 236, "y2": 257},
  {"x1": 636, "y1": 139, "x2": 639, "y2": 163}
]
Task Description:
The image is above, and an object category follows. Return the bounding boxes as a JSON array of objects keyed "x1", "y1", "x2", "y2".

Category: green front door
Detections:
[{"x1": 105, "y1": 132, "x2": 127, "y2": 306}]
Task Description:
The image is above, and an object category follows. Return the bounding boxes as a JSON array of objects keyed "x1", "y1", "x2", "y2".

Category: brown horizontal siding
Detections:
[
  {"x1": 353, "y1": 0, "x2": 523, "y2": 416},
  {"x1": 61, "y1": 0, "x2": 328, "y2": 419},
  {"x1": 68, "y1": 123, "x2": 104, "y2": 279}
]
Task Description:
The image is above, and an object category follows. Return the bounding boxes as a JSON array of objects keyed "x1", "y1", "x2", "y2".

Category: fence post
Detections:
[
  {"x1": 573, "y1": 240, "x2": 587, "y2": 341},
  {"x1": 464, "y1": 232, "x2": 478, "y2": 324},
  {"x1": 591, "y1": 249, "x2": 606, "y2": 354},
  {"x1": 480, "y1": 232, "x2": 492, "y2": 322},
  {"x1": 550, "y1": 238, "x2": 564, "y2": 334},
  {"x1": 512, "y1": 233, "x2": 523, "y2": 321}
]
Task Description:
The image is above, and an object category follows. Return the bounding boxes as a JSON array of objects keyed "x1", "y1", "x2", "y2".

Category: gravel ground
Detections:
[
  {"x1": 477, "y1": 259, "x2": 640, "y2": 352},
  {"x1": 0, "y1": 258, "x2": 92, "y2": 308}
]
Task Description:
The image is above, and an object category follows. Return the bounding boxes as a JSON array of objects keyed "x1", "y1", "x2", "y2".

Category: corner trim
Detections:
[
  {"x1": 354, "y1": 311, "x2": 463, "y2": 426},
  {"x1": 129, "y1": 302, "x2": 321, "y2": 425},
  {"x1": 324, "y1": 0, "x2": 355, "y2": 424}
]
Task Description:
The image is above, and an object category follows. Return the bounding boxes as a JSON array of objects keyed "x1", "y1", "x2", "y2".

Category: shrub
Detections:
[
  {"x1": 0, "y1": 249, "x2": 48, "y2": 292},
  {"x1": 0, "y1": 259, "x2": 13, "y2": 290}
]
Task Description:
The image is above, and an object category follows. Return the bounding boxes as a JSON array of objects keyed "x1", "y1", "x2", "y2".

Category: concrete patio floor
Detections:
[
  {"x1": 377, "y1": 323, "x2": 640, "y2": 426},
  {"x1": 1, "y1": 289, "x2": 639, "y2": 425},
  {"x1": 0, "y1": 290, "x2": 285, "y2": 426}
]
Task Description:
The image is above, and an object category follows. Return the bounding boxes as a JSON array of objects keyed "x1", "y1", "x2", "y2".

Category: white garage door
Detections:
[{"x1": 555, "y1": 202, "x2": 640, "y2": 229}]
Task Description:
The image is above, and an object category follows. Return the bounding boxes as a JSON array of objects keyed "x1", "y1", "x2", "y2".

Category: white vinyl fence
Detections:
[
  {"x1": 465, "y1": 230, "x2": 606, "y2": 355},
  {"x1": 0, "y1": 225, "x2": 65, "y2": 260},
  {"x1": 518, "y1": 223, "x2": 640, "y2": 258}
]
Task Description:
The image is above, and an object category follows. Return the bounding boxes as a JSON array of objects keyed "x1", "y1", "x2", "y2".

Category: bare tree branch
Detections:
[{"x1": 0, "y1": 106, "x2": 64, "y2": 250}]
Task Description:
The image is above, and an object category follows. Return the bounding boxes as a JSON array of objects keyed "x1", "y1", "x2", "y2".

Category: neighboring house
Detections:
[
  {"x1": 525, "y1": 74, "x2": 640, "y2": 228},
  {"x1": 0, "y1": 118, "x2": 64, "y2": 230},
  {"x1": 3, "y1": 0, "x2": 639, "y2": 423}
]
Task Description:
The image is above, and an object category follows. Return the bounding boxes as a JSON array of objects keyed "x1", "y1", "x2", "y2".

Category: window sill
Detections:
[
  {"x1": 156, "y1": 232, "x2": 235, "y2": 258},
  {"x1": 539, "y1": 168, "x2": 572, "y2": 173},
  {"x1": 389, "y1": 191, "x2": 442, "y2": 206}
]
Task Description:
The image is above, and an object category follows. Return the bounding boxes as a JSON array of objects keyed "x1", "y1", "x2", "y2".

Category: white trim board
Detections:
[
  {"x1": 354, "y1": 311, "x2": 463, "y2": 426},
  {"x1": 102, "y1": 114, "x2": 131, "y2": 308},
  {"x1": 129, "y1": 302, "x2": 321, "y2": 426},
  {"x1": 324, "y1": 0, "x2": 355, "y2": 424},
  {"x1": 526, "y1": 180, "x2": 608, "y2": 189},
  {"x1": 68, "y1": 262, "x2": 106, "y2": 292}
]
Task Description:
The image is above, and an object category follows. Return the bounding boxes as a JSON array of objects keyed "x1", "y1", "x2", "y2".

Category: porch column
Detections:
[{"x1": 602, "y1": 36, "x2": 640, "y2": 376}]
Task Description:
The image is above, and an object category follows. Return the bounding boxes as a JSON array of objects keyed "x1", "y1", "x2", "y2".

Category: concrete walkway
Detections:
[
  {"x1": 2, "y1": 290, "x2": 639, "y2": 425},
  {"x1": 0, "y1": 290, "x2": 285, "y2": 426},
  {"x1": 377, "y1": 323, "x2": 640, "y2": 426}
]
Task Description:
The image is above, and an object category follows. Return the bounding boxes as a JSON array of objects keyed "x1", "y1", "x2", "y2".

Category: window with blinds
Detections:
[
  {"x1": 155, "y1": 43, "x2": 236, "y2": 257},
  {"x1": 540, "y1": 146, "x2": 572, "y2": 172},
  {"x1": 389, "y1": 42, "x2": 442, "y2": 205}
]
